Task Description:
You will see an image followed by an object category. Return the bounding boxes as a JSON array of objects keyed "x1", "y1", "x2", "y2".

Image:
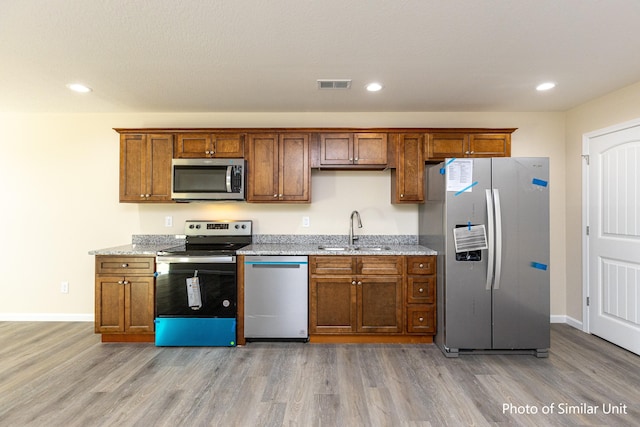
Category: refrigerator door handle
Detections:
[
  {"x1": 493, "y1": 188, "x2": 503, "y2": 290},
  {"x1": 485, "y1": 189, "x2": 495, "y2": 290}
]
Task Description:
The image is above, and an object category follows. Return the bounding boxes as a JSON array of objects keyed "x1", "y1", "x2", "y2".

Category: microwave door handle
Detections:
[{"x1": 226, "y1": 166, "x2": 232, "y2": 193}]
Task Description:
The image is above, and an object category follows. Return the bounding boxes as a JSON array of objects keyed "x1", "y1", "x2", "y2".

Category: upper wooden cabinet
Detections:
[
  {"x1": 391, "y1": 133, "x2": 425, "y2": 203},
  {"x1": 174, "y1": 133, "x2": 244, "y2": 158},
  {"x1": 426, "y1": 132, "x2": 511, "y2": 160},
  {"x1": 119, "y1": 133, "x2": 173, "y2": 202},
  {"x1": 246, "y1": 133, "x2": 310, "y2": 203},
  {"x1": 318, "y1": 132, "x2": 388, "y2": 167}
]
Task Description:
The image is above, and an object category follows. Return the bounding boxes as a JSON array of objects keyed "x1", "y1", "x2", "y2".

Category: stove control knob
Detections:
[
  {"x1": 241, "y1": 225, "x2": 246, "y2": 229},
  {"x1": 189, "y1": 224, "x2": 195, "y2": 229},
  {"x1": 234, "y1": 224, "x2": 239, "y2": 229},
  {"x1": 195, "y1": 224, "x2": 201, "y2": 229}
]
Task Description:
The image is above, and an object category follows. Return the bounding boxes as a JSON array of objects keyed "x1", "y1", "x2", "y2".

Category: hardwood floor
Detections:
[{"x1": 0, "y1": 322, "x2": 638, "y2": 426}]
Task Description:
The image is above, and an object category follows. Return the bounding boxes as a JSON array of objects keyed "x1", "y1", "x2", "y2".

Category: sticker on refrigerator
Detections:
[
  {"x1": 453, "y1": 225, "x2": 488, "y2": 253},
  {"x1": 446, "y1": 159, "x2": 474, "y2": 193}
]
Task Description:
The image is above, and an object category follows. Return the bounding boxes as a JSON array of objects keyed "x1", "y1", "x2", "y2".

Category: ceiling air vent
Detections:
[{"x1": 317, "y1": 79, "x2": 352, "y2": 90}]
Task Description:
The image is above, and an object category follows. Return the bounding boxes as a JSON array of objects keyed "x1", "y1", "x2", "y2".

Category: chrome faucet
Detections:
[{"x1": 349, "y1": 210, "x2": 363, "y2": 246}]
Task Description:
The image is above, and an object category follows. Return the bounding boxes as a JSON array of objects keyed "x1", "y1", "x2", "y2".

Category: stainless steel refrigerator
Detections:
[{"x1": 419, "y1": 157, "x2": 550, "y2": 357}]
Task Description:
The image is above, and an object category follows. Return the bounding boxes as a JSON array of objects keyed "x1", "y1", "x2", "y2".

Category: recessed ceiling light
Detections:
[
  {"x1": 66, "y1": 83, "x2": 92, "y2": 93},
  {"x1": 536, "y1": 82, "x2": 556, "y2": 91},
  {"x1": 366, "y1": 82, "x2": 383, "y2": 92}
]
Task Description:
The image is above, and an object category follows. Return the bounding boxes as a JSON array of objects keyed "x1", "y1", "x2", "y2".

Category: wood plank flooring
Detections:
[{"x1": 0, "y1": 322, "x2": 638, "y2": 426}]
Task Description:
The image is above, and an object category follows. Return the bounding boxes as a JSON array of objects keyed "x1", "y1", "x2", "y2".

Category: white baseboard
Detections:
[
  {"x1": 0, "y1": 313, "x2": 94, "y2": 322},
  {"x1": 550, "y1": 314, "x2": 583, "y2": 330}
]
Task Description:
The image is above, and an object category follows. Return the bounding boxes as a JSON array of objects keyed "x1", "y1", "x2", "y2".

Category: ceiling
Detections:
[{"x1": 2, "y1": 0, "x2": 640, "y2": 113}]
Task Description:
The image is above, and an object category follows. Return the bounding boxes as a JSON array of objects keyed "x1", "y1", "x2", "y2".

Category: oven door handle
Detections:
[{"x1": 156, "y1": 255, "x2": 236, "y2": 264}]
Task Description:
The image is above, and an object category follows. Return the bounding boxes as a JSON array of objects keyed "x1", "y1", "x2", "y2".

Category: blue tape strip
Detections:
[
  {"x1": 440, "y1": 158, "x2": 457, "y2": 174},
  {"x1": 532, "y1": 178, "x2": 548, "y2": 187},
  {"x1": 531, "y1": 262, "x2": 548, "y2": 271},
  {"x1": 454, "y1": 181, "x2": 479, "y2": 196},
  {"x1": 468, "y1": 221, "x2": 472, "y2": 230}
]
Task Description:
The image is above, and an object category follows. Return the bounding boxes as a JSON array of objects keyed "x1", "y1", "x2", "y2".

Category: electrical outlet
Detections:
[
  {"x1": 60, "y1": 282, "x2": 69, "y2": 294},
  {"x1": 165, "y1": 216, "x2": 173, "y2": 227},
  {"x1": 302, "y1": 216, "x2": 310, "y2": 227}
]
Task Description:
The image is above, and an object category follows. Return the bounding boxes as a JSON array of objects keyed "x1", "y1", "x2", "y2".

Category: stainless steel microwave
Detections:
[{"x1": 171, "y1": 158, "x2": 245, "y2": 201}]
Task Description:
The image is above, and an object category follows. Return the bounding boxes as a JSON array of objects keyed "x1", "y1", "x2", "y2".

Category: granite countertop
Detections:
[
  {"x1": 88, "y1": 243, "x2": 181, "y2": 256},
  {"x1": 89, "y1": 234, "x2": 437, "y2": 256},
  {"x1": 237, "y1": 243, "x2": 436, "y2": 256}
]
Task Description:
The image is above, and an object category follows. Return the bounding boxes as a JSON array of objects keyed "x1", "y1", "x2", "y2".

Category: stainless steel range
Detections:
[{"x1": 155, "y1": 220, "x2": 252, "y2": 346}]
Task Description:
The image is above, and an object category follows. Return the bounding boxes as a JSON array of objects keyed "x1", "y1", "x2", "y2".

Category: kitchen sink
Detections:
[{"x1": 317, "y1": 245, "x2": 391, "y2": 251}]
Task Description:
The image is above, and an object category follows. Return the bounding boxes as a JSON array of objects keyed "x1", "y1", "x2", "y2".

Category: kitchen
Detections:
[{"x1": 2, "y1": 1, "x2": 640, "y2": 425}]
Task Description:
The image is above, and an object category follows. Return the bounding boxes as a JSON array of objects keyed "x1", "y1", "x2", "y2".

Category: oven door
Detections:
[
  {"x1": 154, "y1": 255, "x2": 237, "y2": 346},
  {"x1": 155, "y1": 256, "x2": 237, "y2": 318}
]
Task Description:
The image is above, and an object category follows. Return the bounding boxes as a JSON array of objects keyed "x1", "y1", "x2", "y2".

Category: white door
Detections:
[{"x1": 585, "y1": 122, "x2": 640, "y2": 355}]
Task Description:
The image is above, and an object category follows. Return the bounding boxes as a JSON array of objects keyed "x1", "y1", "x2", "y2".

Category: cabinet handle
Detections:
[
  {"x1": 419, "y1": 317, "x2": 424, "y2": 322},
  {"x1": 349, "y1": 158, "x2": 353, "y2": 161},
  {"x1": 419, "y1": 288, "x2": 424, "y2": 293},
  {"x1": 145, "y1": 194, "x2": 150, "y2": 198},
  {"x1": 419, "y1": 263, "x2": 424, "y2": 268},
  {"x1": 278, "y1": 194, "x2": 283, "y2": 198},
  {"x1": 118, "y1": 280, "x2": 123, "y2": 285},
  {"x1": 121, "y1": 263, "x2": 129, "y2": 268},
  {"x1": 140, "y1": 194, "x2": 145, "y2": 198},
  {"x1": 273, "y1": 194, "x2": 278, "y2": 198},
  {"x1": 465, "y1": 151, "x2": 470, "y2": 155},
  {"x1": 400, "y1": 194, "x2": 404, "y2": 198},
  {"x1": 352, "y1": 280, "x2": 356, "y2": 285},
  {"x1": 123, "y1": 280, "x2": 129, "y2": 285},
  {"x1": 357, "y1": 281, "x2": 362, "y2": 286},
  {"x1": 470, "y1": 151, "x2": 474, "y2": 154}
]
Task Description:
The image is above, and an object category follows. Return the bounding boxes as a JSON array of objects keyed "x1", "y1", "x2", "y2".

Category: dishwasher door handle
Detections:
[{"x1": 246, "y1": 262, "x2": 307, "y2": 268}]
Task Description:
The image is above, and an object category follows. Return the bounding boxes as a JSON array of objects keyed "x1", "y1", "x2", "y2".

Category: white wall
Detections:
[{"x1": 0, "y1": 112, "x2": 566, "y2": 319}]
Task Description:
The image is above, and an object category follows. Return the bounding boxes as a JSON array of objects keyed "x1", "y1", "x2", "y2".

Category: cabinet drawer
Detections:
[
  {"x1": 407, "y1": 305, "x2": 435, "y2": 334},
  {"x1": 407, "y1": 276, "x2": 435, "y2": 304},
  {"x1": 310, "y1": 256, "x2": 356, "y2": 275},
  {"x1": 406, "y1": 256, "x2": 435, "y2": 275},
  {"x1": 96, "y1": 256, "x2": 155, "y2": 275},
  {"x1": 358, "y1": 256, "x2": 402, "y2": 275}
]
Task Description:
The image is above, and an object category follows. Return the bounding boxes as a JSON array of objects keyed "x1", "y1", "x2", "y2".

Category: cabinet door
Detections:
[
  {"x1": 468, "y1": 133, "x2": 510, "y2": 157},
  {"x1": 354, "y1": 133, "x2": 387, "y2": 165},
  {"x1": 319, "y1": 133, "x2": 354, "y2": 165},
  {"x1": 393, "y1": 133, "x2": 424, "y2": 203},
  {"x1": 125, "y1": 276, "x2": 155, "y2": 333},
  {"x1": 279, "y1": 134, "x2": 310, "y2": 201},
  {"x1": 358, "y1": 276, "x2": 402, "y2": 333},
  {"x1": 145, "y1": 134, "x2": 173, "y2": 201},
  {"x1": 427, "y1": 133, "x2": 468, "y2": 160},
  {"x1": 95, "y1": 276, "x2": 125, "y2": 333},
  {"x1": 174, "y1": 133, "x2": 212, "y2": 158},
  {"x1": 246, "y1": 134, "x2": 279, "y2": 201},
  {"x1": 119, "y1": 134, "x2": 173, "y2": 202},
  {"x1": 310, "y1": 277, "x2": 356, "y2": 333},
  {"x1": 119, "y1": 134, "x2": 146, "y2": 202},
  {"x1": 212, "y1": 133, "x2": 245, "y2": 158}
]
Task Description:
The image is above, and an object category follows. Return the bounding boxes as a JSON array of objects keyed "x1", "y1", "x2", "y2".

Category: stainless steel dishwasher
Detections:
[{"x1": 244, "y1": 256, "x2": 309, "y2": 340}]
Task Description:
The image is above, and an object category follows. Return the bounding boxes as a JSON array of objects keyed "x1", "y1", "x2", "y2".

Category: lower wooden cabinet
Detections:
[
  {"x1": 309, "y1": 255, "x2": 436, "y2": 342},
  {"x1": 94, "y1": 256, "x2": 155, "y2": 342},
  {"x1": 405, "y1": 256, "x2": 436, "y2": 334}
]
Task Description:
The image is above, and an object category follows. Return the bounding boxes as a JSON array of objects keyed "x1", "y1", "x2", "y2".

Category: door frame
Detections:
[{"x1": 581, "y1": 117, "x2": 640, "y2": 333}]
